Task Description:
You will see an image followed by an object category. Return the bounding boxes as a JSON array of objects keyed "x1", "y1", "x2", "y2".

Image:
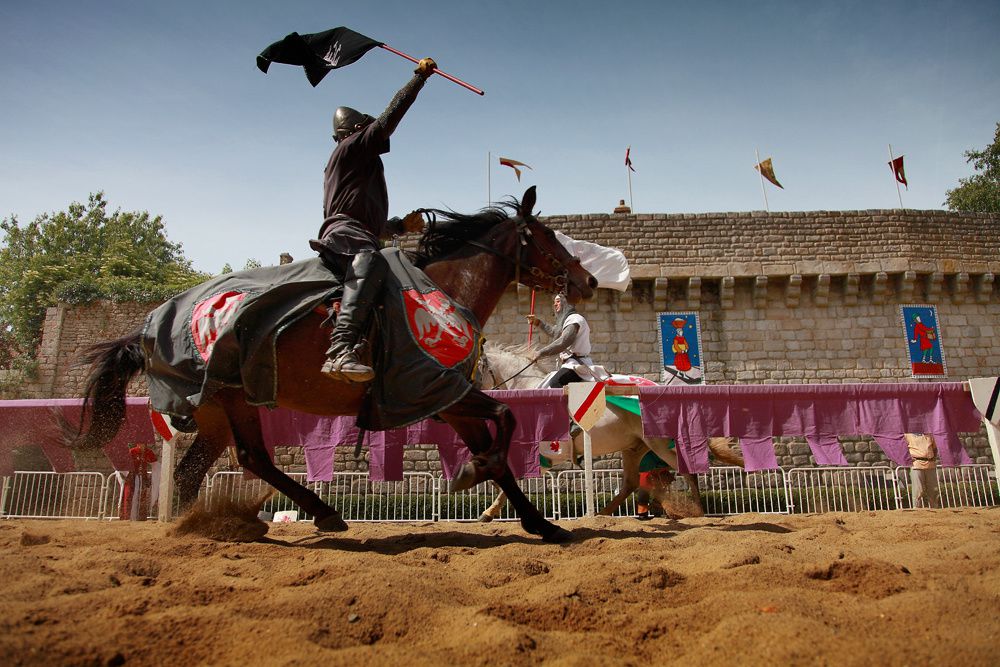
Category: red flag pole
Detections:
[
  {"x1": 888, "y1": 144, "x2": 903, "y2": 209},
  {"x1": 527, "y1": 289, "x2": 536, "y2": 346},
  {"x1": 378, "y1": 44, "x2": 484, "y2": 96}
]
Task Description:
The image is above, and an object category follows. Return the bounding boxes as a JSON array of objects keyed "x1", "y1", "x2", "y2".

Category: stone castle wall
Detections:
[{"x1": 15, "y1": 208, "x2": 1000, "y2": 471}]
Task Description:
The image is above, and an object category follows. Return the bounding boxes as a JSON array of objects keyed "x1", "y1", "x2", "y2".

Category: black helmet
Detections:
[{"x1": 333, "y1": 106, "x2": 374, "y2": 142}]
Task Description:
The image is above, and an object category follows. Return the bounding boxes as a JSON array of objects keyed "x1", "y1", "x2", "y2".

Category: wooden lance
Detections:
[{"x1": 379, "y1": 44, "x2": 485, "y2": 95}]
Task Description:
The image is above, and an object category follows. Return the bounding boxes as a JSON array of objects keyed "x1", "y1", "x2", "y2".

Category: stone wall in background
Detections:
[{"x1": 15, "y1": 208, "x2": 1000, "y2": 471}]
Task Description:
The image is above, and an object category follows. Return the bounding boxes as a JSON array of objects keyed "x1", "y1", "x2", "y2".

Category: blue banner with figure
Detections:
[
  {"x1": 657, "y1": 312, "x2": 704, "y2": 385},
  {"x1": 900, "y1": 304, "x2": 947, "y2": 377}
]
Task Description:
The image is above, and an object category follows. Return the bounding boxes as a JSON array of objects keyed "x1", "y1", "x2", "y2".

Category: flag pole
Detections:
[
  {"x1": 627, "y1": 163, "x2": 634, "y2": 213},
  {"x1": 755, "y1": 147, "x2": 769, "y2": 212},
  {"x1": 378, "y1": 44, "x2": 485, "y2": 95},
  {"x1": 487, "y1": 151, "x2": 491, "y2": 206},
  {"x1": 527, "y1": 290, "x2": 536, "y2": 346},
  {"x1": 888, "y1": 144, "x2": 903, "y2": 209}
]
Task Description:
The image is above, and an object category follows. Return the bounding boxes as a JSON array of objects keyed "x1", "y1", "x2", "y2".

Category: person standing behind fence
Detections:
[
  {"x1": 120, "y1": 444, "x2": 157, "y2": 521},
  {"x1": 905, "y1": 433, "x2": 940, "y2": 509}
]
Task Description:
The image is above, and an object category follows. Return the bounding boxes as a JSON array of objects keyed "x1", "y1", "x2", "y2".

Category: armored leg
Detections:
[{"x1": 321, "y1": 251, "x2": 388, "y2": 383}]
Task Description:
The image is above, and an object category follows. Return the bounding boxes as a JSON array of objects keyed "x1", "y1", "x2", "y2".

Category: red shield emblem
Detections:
[
  {"x1": 403, "y1": 289, "x2": 475, "y2": 367},
  {"x1": 190, "y1": 290, "x2": 248, "y2": 362}
]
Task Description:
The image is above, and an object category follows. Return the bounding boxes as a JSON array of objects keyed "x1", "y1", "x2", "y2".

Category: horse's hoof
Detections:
[
  {"x1": 314, "y1": 513, "x2": 348, "y2": 532},
  {"x1": 478, "y1": 513, "x2": 494, "y2": 523},
  {"x1": 448, "y1": 463, "x2": 478, "y2": 493},
  {"x1": 542, "y1": 526, "x2": 574, "y2": 544}
]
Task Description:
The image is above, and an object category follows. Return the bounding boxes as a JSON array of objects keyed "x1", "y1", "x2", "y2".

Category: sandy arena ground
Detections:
[{"x1": 1, "y1": 509, "x2": 998, "y2": 666}]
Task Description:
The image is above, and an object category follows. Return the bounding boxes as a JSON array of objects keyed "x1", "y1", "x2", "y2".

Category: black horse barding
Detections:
[{"x1": 69, "y1": 188, "x2": 596, "y2": 542}]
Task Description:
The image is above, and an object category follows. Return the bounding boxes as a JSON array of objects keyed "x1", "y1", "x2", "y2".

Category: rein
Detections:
[{"x1": 483, "y1": 357, "x2": 539, "y2": 390}]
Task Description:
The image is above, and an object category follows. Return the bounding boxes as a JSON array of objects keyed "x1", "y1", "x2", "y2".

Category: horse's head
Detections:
[
  {"x1": 512, "y1": 187, "x2": 596, "y2": 303},
  {"x1": 414, "y1": 189, "x2": 597, "y2": 322}
]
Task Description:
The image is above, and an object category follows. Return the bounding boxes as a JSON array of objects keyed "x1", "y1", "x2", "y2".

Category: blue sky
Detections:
[{"x1": 2, "y1": 1, "x2": 998, "y2": 273}]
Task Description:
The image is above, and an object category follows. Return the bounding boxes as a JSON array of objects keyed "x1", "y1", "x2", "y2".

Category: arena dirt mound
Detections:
[
  {"x1": 171, "y1": 492, "x2": 271, "y2": 542},
  {"x1": 20, "y1": 531, "x2": 51, "y2": 546},
  {"x1": 805, "y1": 558, "x2": 912, "y2": 599}
]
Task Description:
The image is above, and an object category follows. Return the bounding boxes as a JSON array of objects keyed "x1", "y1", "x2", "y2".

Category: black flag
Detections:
[{"x1": 257, "y1": 27, "x2": 383, "y2": 87}]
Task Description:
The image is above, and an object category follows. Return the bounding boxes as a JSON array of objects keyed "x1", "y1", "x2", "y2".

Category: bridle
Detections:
[{"x1": 419, "y1": 210, "x2": 578, "y2": 294}]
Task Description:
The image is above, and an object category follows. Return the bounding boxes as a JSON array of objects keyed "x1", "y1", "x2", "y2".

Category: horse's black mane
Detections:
[{"x1": 410, "y1": 198, "x2": 520, "y2": 268}]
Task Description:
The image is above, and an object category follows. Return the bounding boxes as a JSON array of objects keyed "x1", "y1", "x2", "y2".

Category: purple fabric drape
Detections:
[
  {"x1": 639, "y1": 383, "x2": 981, "y2": 473},
  {"x1": 5, "y1": 384, "x2": 978, "y2": 481},
  {"x1": 0, "y1": 398, "x2": 155, "y2": 476}
]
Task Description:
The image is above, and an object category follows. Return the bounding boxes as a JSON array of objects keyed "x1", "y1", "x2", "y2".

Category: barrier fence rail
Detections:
[{"x1": 1, "y1": 464, "x2": 997, "y2": 521}]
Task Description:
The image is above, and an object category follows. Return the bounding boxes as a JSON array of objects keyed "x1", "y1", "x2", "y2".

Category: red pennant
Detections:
[
  {"x1": 889, "y1": 155, "x2": 908, "y2": 189},
  {"x1": 625, "y1": 146, "x2": 636, "y2": 172}
]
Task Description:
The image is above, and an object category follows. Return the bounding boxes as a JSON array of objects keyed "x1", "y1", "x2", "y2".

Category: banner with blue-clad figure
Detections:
[
  {"x1": 657, "y1": 312, "x2": 704, "y2": 385},
  {"x1": 900, "y1": 304, "x2": 947, "y2": 378}
]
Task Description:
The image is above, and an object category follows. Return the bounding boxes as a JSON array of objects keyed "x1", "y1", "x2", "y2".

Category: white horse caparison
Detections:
[{"x1": 478, "y1": 342, "x2": 745, "y2": 519}]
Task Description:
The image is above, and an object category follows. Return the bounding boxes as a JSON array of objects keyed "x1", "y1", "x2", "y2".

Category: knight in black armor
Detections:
[{"x1": 309, "y1": 57, "x2": 437, "y2": 383}]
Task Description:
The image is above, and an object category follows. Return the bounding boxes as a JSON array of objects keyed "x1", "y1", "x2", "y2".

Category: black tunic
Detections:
[{"x1": 316, "y1": 122, "x2": 390, "y2": 254}]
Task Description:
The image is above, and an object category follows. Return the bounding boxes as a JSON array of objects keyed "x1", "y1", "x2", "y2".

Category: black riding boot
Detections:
[{"x1": 321, "y1": 251, "x2": 388, "y2": 383}]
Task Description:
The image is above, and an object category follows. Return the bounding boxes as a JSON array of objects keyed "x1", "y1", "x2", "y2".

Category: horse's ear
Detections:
[{"x1": 519, "y1": 186, "x2": 537, "y2": 217}]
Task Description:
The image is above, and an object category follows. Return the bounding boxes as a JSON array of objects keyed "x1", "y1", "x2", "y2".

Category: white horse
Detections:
[{"x1": 478, "y1": 342, "x2": 745, "y2": 520}]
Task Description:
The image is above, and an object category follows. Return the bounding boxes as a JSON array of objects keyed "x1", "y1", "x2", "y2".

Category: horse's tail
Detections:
[
  {"x1": 64, "y1": 327, "x2": 146, "y2": 450},
  {"x1": 708, "y1": 436, "x2": 746, "y2": 468}
]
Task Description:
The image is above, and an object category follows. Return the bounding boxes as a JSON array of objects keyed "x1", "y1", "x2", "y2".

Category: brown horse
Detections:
[{"x1": 70, "y1": 187, "x2": 596, "y2": 542}]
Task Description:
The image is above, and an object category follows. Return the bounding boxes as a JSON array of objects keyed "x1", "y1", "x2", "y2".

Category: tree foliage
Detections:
[
  {"x1": 0, "y1": 192, "x2": 209, "y2": 355},
  {"x1": 944, "y1": 122, "x2": 1000, "y2": 213}
]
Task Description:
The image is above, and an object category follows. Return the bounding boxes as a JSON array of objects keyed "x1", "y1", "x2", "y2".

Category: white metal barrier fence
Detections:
[
  {"x1": 206, "y1": 471, "x2": 439, "y2": 522},
  {"x1": 555, "y1": 469, "x2": 636, "y2": 519},
  {"x1": 693, "y1": 466, "x2": 790, "y2": 515},
  {"x1": 2, "y1": 464, "x2": 997, "y2": 522},
  {"x1": 1, "y1": 471, "x2": 108, "y2": 519},
  {"x1": 441, "y1": 472, "x2": 557, "y2": 521},
  {"x1": 893, "y1": 464, "x2": 999, "y2": 509},
  {"x1": 314, "y1": 472, "x2": 437, "y2": 522},
  {"x1": 786, "y1": 466, "x2": 899, "y2": 513}
]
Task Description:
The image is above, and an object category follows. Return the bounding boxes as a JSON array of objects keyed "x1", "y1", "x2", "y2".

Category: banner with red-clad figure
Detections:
[
  {"x1": 657, "y1": 312, "x2": 704, "y2": 385},
  {"x1": 901, "y1": 304, "x2": 947, "y2": 377}
]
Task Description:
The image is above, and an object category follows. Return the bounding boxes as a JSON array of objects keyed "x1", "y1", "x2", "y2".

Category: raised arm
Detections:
[{"x1": 373, "y1": 58, "x2": 437, "y2": 140}]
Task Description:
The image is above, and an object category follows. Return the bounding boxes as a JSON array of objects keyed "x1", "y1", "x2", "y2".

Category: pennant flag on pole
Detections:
[
  {"x1": 754, "y1": 158, "x2": 784, "y2": 189},
  {"x1": 889, "y1": 155, "x2": 908, "y2": 189},
  {"x1": 499, "y1": 157, "x2": 532, "y2": 182},
  {"x1": 257, "y1": 27, "x2": 383, "y2": 87},
  {"x1": 625, "y1": 146, "x2": 636, "y2": 172}
]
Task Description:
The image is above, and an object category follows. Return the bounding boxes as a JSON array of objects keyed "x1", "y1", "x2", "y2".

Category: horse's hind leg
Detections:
[
  {"x1": 217, "y1": 390, "x2": 348, "y2": 532},
  {"x1": 174, "y1": 402, "x2": 232, "y2": 510}
]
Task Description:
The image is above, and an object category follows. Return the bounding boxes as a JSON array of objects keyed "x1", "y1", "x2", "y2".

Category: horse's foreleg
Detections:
[
  {"x1": 683, "y1": 473, "x2": 706, "y2": 517},
  {"x1": 599, "y1": 443, "x2": 643, "y2": 516},
  {"x1": 440, "y1": 394, "x2": 571, "y2": 542},
  {"x1": 479, "y1": 483, "x2": 507, "y2": 522},
  {"x1": 440, "y1": 389, "x2": 515, "y2": 491},
  {"x1": 218, "y1": 390, "x2": 347, "y2": 532},
  {"x1": 494, "y1": 467, "x2": 571, "y2": 542}
]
